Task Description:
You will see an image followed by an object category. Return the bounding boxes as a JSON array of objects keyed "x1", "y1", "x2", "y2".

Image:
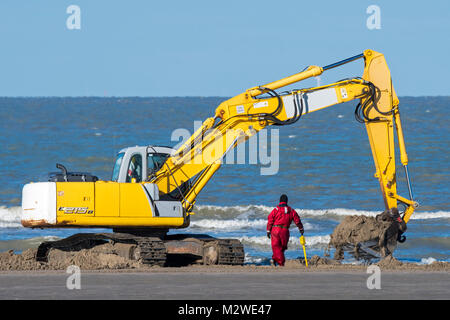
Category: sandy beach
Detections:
[
  {"x1": 1, "y1": 232, "x2": 448, "y2": 300},
  {"x1": 1, "y1": 253, "x2": 449, "y2": 300}
]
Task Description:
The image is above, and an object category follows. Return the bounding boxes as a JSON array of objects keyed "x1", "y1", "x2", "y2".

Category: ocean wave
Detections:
[
  {"x1": 195, "y1": 205, "x2": 450, "y2": 220},
  {"x1": 0, "y1": 206, "x2": 22, "y2": 228},
  {"x1": 0, "y1": 235, "x2": 60, "y2": 252},
  {"x1": 1, "y1": 205, "x2": 449, "y2": 230},
  {"x1": 190, "y1": 218, "x2": 315, "y2": 231},
  {"x1": 244, "y1": 253, "x2": 268, "y2": 264},
  {"x1": 237, "y1": 235, "x2": 331, "y2": 249},
  {"x1": 303, "y1": 208, "x2": 450, "y2": 220},
  {"x1": 419, "y1": 257, "x2": 437, "y2": 265},
  {"x1": 194, "y1": 204, "x2": 273, "y2": 219},
  {"x1": 190, "y1": 218, "x2": 266, "y2": 230}
]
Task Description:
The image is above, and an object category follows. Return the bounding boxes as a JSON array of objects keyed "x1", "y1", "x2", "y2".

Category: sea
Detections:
[{"x1": 0, "y1": 96, "x2": 448, "y2": 265}]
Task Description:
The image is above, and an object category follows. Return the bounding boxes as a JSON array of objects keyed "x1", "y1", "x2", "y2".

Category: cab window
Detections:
[
  {"x1": 111, "y1": 152, "x2": 124, "y2": 182},
  {"x1": 147, "y1": 153, "x2": 169, "y2": 175},
  {"x1": 126, "y1": 154, "x2": 143, "y2": 182}
]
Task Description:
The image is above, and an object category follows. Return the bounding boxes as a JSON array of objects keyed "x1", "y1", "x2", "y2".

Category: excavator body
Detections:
[
  {"x1": 22, "y1": 146, "x2": 187, "y2": 229},
  {"x1": 21, "y1": 49, "x2": 417, "y2": 265}
]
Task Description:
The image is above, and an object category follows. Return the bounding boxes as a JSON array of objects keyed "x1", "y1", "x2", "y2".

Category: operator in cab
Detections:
[{"x1": 267, "y1": 194, "x2": 304, "y2": 266}]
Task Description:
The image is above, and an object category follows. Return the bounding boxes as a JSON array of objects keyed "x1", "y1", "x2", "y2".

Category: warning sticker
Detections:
[
  {"x1": 236, "y1": 105, "x2": 245, "y2": 114},
  {"x1": 253, "y1": 101, "x2": 269, "y2": 109}
]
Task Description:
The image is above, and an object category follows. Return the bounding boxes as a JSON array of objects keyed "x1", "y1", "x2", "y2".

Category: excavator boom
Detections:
[{"x1": 152, "y1": 50, "x2": 417, "y2": 220}]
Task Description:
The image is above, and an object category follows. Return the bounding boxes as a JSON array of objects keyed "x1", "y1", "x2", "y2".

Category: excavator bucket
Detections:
[{"x1": 329, "y1": 210, "x2": 405, "y2": 262}]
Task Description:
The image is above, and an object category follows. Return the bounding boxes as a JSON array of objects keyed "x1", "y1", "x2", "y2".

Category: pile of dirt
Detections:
[
  {"x1": 0, "y1": 243, "x2": 143, "y2": 271},
  {"x1": 1, "y1": 239, "x2": 449, "y2": 272},
  {"x1": 282, "y1": 255, "x2": 342, "y2": 269},
  {"x1": 425, "y1": 260, "x2": 450, "y2": 271},
  {"x1": 0, "y1": 249, "x2": 44, "y2": 271},
  {"x1": 329, "y1": 215, "x2": 395, "y2": 259},
  {"x1": 375, "y1": 254, "x2": 450, "y2": 271},
  {"x1": 297, "y1": 255, "x2": 341, "y2": 267},
  {"x1": 376, "y1": 254, "x2": 404, "y2": 268}
]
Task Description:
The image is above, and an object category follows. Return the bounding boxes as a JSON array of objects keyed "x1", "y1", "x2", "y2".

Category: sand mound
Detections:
[
  {"x1": 0, "y1": 243, "x2": 142, "y2": 271},
  {"x1": 276, "y1": 256, "x2": 340, "y2": 268},
  {"x1": 376, "y1": 254, "x2": 403, "y2": 268},
  {"x1": 374, "y1": 254, "x2": 450, "y2": 271},
  {"x1": 308, "y1": 255, "x2": 341, "y2": 266},
  {"x1": 296, "y1": 255, "x2": 341, "y2": 267},
  {"x1": 0, "y1": 249, "x2": 45, "y2": 271}
]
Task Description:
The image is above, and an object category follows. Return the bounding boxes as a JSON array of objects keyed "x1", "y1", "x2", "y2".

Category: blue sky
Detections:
[{"x1": 0, "y1": 0, "x2": 449, "y2": 96}]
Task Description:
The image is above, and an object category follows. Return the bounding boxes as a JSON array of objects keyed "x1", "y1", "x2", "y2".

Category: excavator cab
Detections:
[{"x1": 111, "y1": 145, "x2": 174, "y2": 183}]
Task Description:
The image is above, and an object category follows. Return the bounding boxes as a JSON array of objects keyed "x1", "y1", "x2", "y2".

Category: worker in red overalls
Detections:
[{"x1": 267, "y1": 194, "x2": 304, "y2": 266}]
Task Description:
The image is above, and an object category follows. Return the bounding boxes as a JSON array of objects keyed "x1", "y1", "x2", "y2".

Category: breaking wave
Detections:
[
  {"x1": 237, "y1": 234, "x2": 331, "y2": 249},
  {"x1": 194, "y1": 205, "x2": 450, "y2": 220},
  {"x1": 244, "y1": 253, "x2": 268, "y2": 264},
  {"x1": 190, "y1": 218, "x2": 266, "y2": 230},
  {"x1": 0, "y1": 236, "x2": 60, "y2": 252},
  {"x1": 0, "y1": 206, "x2": 22, "y2": 228},
  {"x1": 190, "y1": 218, "x2": 315, "y2": 231},
  {"x1": 1, "y1": 205, "x2": 449, "y2": 230},
  {"x1": 419, "y1": 257, "x2": 437, "y2": 265}
]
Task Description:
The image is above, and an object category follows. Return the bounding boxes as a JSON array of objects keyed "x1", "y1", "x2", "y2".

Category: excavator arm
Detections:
[{"x1": 151, "y1": 49, "x2": 418, "y2": 222}]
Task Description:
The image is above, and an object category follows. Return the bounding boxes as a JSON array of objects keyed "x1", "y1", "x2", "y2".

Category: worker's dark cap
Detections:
[{"x1": 280, "y1": 194, "x2": 288, "y2": 203}]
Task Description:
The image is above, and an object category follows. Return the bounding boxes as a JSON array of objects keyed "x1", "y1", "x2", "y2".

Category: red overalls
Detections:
[{"x1": 267, "y1": 202, "x2": 303, "y2": 266}]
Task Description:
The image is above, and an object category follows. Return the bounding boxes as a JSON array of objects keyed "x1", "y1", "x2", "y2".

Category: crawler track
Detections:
[
  {"x1": 212, "y1": 239, "x2": 245, "y2": 265},
  {"x1": 36, "y1": 232, "x2": 244, "y2": 267},
  {"x1": 36, "y1": 233, "x2": 167, "y2": 266},
  {"x1": 134, "y1": 237, "x2": 167, "y2": 266}
]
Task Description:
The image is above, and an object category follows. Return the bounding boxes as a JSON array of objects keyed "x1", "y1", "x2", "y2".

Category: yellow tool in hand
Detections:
[{"x1": 300, "y1": 235, "x2": 308, "y2": 267}]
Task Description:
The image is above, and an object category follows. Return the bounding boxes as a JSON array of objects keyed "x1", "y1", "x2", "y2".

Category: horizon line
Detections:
[{"x1": 0, "y1": 95, "x2": 449, "y2": 99}]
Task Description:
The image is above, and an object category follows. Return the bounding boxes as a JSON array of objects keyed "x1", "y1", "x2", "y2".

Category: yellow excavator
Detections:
[{"x1": 21, "y1": 49, "x2": 418, "y2": 266}]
